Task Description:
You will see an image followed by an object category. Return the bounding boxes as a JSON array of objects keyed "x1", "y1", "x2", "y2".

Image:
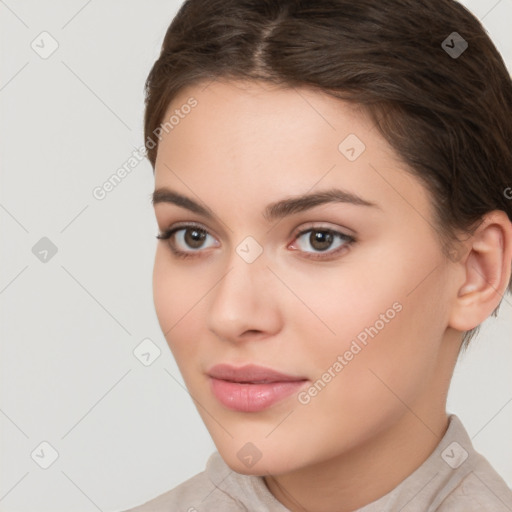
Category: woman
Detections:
[{"x1": 126, "y1": 0, "x2": 512, "y2": 510}]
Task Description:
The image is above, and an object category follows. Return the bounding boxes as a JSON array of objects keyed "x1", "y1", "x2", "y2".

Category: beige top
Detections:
[{"x1": 123, "y1": 415, "x2": 512, "y2": 511}]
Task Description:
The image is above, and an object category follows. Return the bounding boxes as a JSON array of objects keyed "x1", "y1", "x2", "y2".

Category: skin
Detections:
[{"x1": 151, "y1": 79, "x2": 512, "y2": 512}]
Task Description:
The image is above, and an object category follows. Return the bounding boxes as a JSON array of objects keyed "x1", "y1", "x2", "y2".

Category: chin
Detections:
[{"x1": 217, "y1": 444, "x2": 301, "y2": 477}]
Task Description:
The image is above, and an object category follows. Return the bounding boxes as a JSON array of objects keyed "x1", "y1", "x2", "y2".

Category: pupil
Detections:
[
  {"x1": 311, "y1": 230, "x2": 333, "y2": 251},
  {"x1": 185, "y1": 228, "x2": 206, "y2": 248}
]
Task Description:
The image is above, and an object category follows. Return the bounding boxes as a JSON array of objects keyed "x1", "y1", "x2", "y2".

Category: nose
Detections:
[{"x1": 206, "y1": 250, "x2": 283, "y2": 343}]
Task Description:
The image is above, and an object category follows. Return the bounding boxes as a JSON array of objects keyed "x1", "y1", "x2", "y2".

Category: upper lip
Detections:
[{"x1": 207, "y1": 364, "x2": 307, "y2": 383}]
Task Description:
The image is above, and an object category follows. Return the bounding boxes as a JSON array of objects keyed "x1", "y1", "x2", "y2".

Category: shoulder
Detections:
[
  {"x1": 121, "y1": 452, "x2": 252, "y2": 512},
  {"x1": 437, "y1": 478, "x2": 512, "y2": 511},
  {"x1": 435, "y1": 429, "x2": 512, "y2": 511},
  {"x1": 360, "y1": 415, "x2": 512, "y2": 512}
]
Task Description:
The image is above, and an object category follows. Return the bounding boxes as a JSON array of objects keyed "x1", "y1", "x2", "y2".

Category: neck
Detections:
[{"x1": 264, "y1": 408, "x2": 450, "y2": 512}]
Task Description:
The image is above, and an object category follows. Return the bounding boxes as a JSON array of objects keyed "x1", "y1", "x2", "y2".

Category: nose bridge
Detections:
[
  {"x1": 207, "y1": 237, "x2": 279, "y2": 339},
  {"x1": 217, "y1": 234, "x2": 267, "y2": 297}
]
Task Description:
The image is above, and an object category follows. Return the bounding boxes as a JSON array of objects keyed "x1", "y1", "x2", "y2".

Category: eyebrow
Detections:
[{"x1": 151, "y1": 186, "x2": 380, "y2": 223}]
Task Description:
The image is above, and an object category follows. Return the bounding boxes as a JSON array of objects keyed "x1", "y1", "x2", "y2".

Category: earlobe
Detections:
[{"x1": 449, "y1": 211, "x2": 512, "y2": 332}]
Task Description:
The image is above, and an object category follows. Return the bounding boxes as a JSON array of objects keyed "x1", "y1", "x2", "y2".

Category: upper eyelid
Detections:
[
  {"x1": 163, "y1": 222, "x2": 354, "y2": 244},
  {"x1": 155, "y1": 202, "x2": 359, "y2": 235}
]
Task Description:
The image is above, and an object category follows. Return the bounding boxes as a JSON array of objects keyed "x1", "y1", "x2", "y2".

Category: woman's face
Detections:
[{"x1": 152, "y1": 79, "x2": 461, "y2": 476}]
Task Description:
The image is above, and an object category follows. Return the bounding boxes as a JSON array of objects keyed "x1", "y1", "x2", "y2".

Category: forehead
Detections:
[
  {"x1": 156, "y1": 78, "x2": 395, "y2": 173},
  {"x1": 153, "y1": 79, "x2": 433, "y2": 225},
  {"x1": 161, "y1": 79, "x2": 374, "y2": 150}
]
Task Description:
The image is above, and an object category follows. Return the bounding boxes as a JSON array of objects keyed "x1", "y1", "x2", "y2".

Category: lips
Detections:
[
  {"x1": 207, "y1": 364, "x2": 309, "y2": 412},
  {"x1": 207, "y1": 363, "x2": 307, "y2": 383}
]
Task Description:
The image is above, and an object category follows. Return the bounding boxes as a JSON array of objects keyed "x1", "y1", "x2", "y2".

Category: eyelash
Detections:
[{"x1": 155, "y1": 222, "x2": 356, "y2": 261}]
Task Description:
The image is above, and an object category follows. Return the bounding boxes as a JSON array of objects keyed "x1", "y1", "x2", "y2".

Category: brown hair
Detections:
[{"x1": 143, "y1": 0, "x2": 512, "y2": 349}]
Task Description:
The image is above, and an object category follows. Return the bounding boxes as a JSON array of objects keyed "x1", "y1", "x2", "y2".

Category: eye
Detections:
[
  {"x1": 289, "y1": 226, "x2": 355, "y2": 260},
  {"x1": 156, "y1": 223, "x2": 219, "y2": 258},
  {"x1": 156, "y1": 223, "x2": 356, "y2": 261}
]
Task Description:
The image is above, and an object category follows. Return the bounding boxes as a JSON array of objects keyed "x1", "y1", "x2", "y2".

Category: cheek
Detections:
[
  {"x1": 152, "y1": 252, "x2": 210, "y2": 384},
  {"x1": 293, "y1": 248, "x2": 443, "y2": 401},
  {"x1": 152, "y1": 249, "x2": 203, "y2": 342},
  {"x1": 152, "y1": 250, "x2": 175, "y2": 331},
  {"x1": 281, "y1": 258, "x2": 402, "y2": 363},
  {"x1": 294, "y1": 300, "x2": 433, "y2": 452}
]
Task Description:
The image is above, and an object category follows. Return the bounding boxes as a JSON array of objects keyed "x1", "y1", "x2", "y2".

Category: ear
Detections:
[{"x1": 448, "y1": 210, "x2": 512, "y2": 332}]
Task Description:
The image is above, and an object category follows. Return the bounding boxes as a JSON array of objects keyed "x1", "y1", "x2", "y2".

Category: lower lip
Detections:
[{"x1": 209, "y1": 377, "x2": 308, "y2": 412}]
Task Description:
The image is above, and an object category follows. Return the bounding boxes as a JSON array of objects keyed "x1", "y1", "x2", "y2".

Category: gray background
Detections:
[{"x1": 0, "y1": 1, "x2": 511, "y2": 510}]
